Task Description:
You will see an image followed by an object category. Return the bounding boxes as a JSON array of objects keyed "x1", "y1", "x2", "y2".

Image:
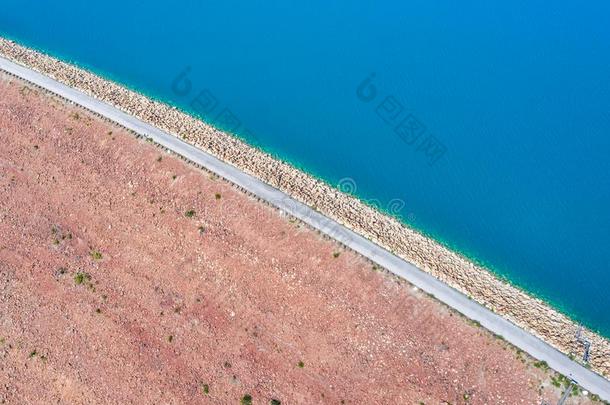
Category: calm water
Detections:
[{"x1": 2, "y1": 1, "x2": 609, "y2": 335}]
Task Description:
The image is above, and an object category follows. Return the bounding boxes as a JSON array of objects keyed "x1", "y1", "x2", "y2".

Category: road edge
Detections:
[{"x1": 1, "y1": 55, "x2": 608, "y2": 400}]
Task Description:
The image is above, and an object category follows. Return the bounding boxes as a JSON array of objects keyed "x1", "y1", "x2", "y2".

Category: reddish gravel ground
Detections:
[{"x1": 0, "y1": 74, "x2": 598, "y2": 404}]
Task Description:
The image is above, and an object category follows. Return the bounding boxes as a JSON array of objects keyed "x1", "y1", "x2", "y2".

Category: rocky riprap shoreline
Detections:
[{"x1": 1, "y1": 37, "x2": 608, "y2": 376}]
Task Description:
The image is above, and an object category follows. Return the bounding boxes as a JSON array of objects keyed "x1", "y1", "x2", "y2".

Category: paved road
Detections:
[{"x1": 1, "y1": 55, "x2": 608, "y2": 401}]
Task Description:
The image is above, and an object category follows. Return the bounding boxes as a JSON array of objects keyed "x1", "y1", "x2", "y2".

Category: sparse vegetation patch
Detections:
[
  {"x1": 533, "y1": 360, "x2": 549, "y2": 371},
  {"x1": 74, "y1": 272, "x2": 91, "y2": 285}
]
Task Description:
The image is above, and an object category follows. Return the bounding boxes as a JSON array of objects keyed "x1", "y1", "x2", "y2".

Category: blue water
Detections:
[{"x1": 2, "y1": 1, "x2": 609, "y2": 335}]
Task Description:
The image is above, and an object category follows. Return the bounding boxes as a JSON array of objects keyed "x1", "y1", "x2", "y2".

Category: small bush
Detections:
[
  {"x1": 90, "y1": 250, "x2": 103, "y2": 260},
  {"x1": 241, "y1": 394, "x2": 252, "y2": 405},
  {"x1": 215, "y1": 193, "x2": 221, "y2": 200},
  {"x1": 550, "y1": 373, "x2": 570, "y2": 388},
  {"x1": 333, "y1": 252, "x2": 340, "y2": 258},
  {"x1": 74, "y1": 272, "x2": 90, "y2": 285},
  {"x1": 270, "y1": 399, "x2": 281, "y2": 405},
  {"x1": 201, "y1": 384, "x2": 209, "y2": 394},
  {"x1": 185, "y1": 210, "x2": 196, "y2": 218},
  {"x1": 297, "y1": 361, "x2": 304, "y2": 368},
  {"x1": 533, "y1": 360, "x2": 549, "y2": 371}
]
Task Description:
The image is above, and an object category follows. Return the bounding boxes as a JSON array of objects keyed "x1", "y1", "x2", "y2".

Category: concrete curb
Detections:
[{"x1": 1, "y1": 55, "x2": 608, "y2": 400}]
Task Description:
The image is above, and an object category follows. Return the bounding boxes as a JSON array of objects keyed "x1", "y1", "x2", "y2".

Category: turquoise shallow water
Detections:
[{"x1": 1, "y1": 1, "x2": 609, "y2": 335}]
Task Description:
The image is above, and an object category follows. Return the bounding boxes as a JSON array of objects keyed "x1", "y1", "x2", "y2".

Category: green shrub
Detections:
[
  {"x1": 74, "y1": 272, "x2": 90, "y2": 285},
  {"x1": 533, "y1": 360, "x2": 549, "y2": 371}
]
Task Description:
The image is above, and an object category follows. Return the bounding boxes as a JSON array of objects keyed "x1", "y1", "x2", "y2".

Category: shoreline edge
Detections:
[{"x1": 0, "y1": 37, "x2": 608, "y2": 398}]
